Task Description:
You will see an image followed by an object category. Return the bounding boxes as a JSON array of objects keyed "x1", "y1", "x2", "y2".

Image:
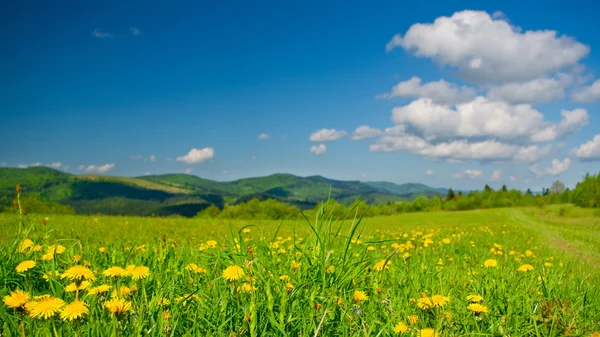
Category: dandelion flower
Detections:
[
  {"x1": 223, "y1": 265, "x2": 245, "y2": 281},
  {"x1": 88, "y1": 285, "x2": 111, "y2": 295},
  {"x1": 18, "y1": 239, "x2": 34, "y2": 253},
  {"x1": 467, "y1": 303, "x2": 488, "y2": 314},
  {"x1": 239, "y1": 283, "x2": 257, "y2": 293},
  {"x1": 3, "y1": 289, "x2": 30, "y2": 309},
  {"x1": 291, "y1": 261, "x2": 301, "y2": 270},
  {"x1": 517, "y1": 264, "x2": 534, "y2": 272},
  {"x1": 46, "y1": 245, "x2": 66, "y2": 255},
  {"x1": 98, "y1": 247, "x2": 106, "y2": 253},
  {"x1": 156, "y1": 297, "x2": 170, "y2": 306},
  {"x1": 128, "y1": 265, "x2": 151, "y2": 280},
  {"x1": 484, "y1": 259, "x2": 497, "y2": 267},
  {"x1": 279, "y1": 275, "x2": 289, "y2": 281},
  {"x1": 353, "y1": 290, "x2": 368, "y2": 303},
  {"x1": 71, "y1": 255, "x2": 81, "y2": 263},
  {"x1": 61, "y1": 265, "x2": 95, "y2": 281},
  {"x1": 394, "y1": 322, "x2": 408, "y2": 334},
  {"x1": 467, "y1": 295, "x2": 483, "y2": 303},
  {"x1": 374, "y1": 260, "x2": 392, "y2": 271},
  {"x1": 206, "y1": 240, "x2": 217, "y2": 248},
  {"x1": 65, "y1": 281, "x2": 91, "y2": 292},
  {"x1": 407, "y1": 315, "x2": 418, "y2": 324},
  {"x1": 104, "y1": 298, "x2": 132, "y2": 316},
  {"x1": 327, "y1": 265, "x2": 335, "y2": 273},
  {"x1": 41, "y1": 252, "x2": 54, "y2": 261},
  {"x1": 42, "y1": 271, "x2": 61, "y2": 282},
  {"x1": 103, "y1": 266, "x2": 129, "y2": 277},
  {"x1": 418, "y1": 328, "x2": 439, "y2": 337},
  {"x1": 111, "y1": 286, "x2": 131, "y2": 298},
  {"x1": 285, "y1": 283, "x2": 294, "y2": 292},
  {"x1": 28, "y1": 297, "x2": 65, "y2": 319},
  {"x1": 60, "y1": 301, "x2": 88, "y2": 321},
  {"x1": 185, "y1": 264, "x2": 206, "y2": 274},
  {"x1": 15, "y1": 260, "x2": 36, "y2": 273}
]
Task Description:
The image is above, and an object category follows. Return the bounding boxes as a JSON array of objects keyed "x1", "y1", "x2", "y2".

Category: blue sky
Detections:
[{"x1": 1, "y1": 0, "x2": 599, "y2": 190}]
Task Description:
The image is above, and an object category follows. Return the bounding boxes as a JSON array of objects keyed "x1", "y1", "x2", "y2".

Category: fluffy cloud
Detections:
[
  {"x1": 258, "y1": 133, "x2": 271, "y2": 140},
  {"x1": 572, "y1": 79, "x2": 600, "y2": 102},
  {"x1": 572, "y1": 134, "x2": 600, "y2": 160},
  {"x1": 185, "y1": 168, "x2": 193, "y2": 174},
  {"x1": 386, "y1": 10, "x2": 589, "y2": 82},
  {"x1": 176, "y1": 148, "x2": 215, "y2": 164},
  {"x1": 350, "y1": 126, "x2": 382, "y2": 140},
  {"x1": 377, "y1": 77, "x2": 476, "y2": 105},
  {"x1": 529, "y1": 158, "x2": 571, "y2": 176},
  {"x1": 309, "y1": 129, "x2": 347, "y2": 142},
  {"x1": 454, "y1": 169, "x2": 482, "y2": 179},
  {"x1": 149, "y1": 155, "x2": 156, "y2": 162},
  {"x1": 48, "y1": 162, "x2": 63, "y2": 169},
  {"x1": 92, "y1": 29, "x2": 113, "y2": 38},
  {"x1": 487, "y1": 76, "x2": 571, "y2": 104},
  {"x1": 310, "y1": 144, "x2": 327, "y2": 156},
  {"x1": 425, "y1": 169, "x2": 433, "y2": 175},
  {"x1": 491, "y1": 170, "x2": 501, "y2": 181},
  {"x1": 391, "y1": 97, "x2": 587, "y2": 142},
  {"x1": 80, "y1": 164, "x2": 115, "y2": 173}
]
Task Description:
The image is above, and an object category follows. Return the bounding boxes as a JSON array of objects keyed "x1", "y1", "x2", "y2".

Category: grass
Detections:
[{"x1": 0, "y1": 204, "x2": 599, "y2": 336}]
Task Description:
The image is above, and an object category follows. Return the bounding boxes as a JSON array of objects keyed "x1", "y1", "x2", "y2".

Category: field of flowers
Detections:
[{"x1": 1, "y1": 198, "x2": 599, "y2": 336}]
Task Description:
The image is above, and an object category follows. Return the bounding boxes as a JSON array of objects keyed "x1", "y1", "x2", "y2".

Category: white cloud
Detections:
[
  {"x1": 386, "y1": 10, "x2": 589, "y2": 82},
  {"x1": 391, "y1": 97, "x2": 586, "y2": 142},
  {"x1": 18, "y1": 164, "x2": 27, "y2": 168},
  {"x1": 309, "y1": 129, "x2": 347, "y2": 142},
  {"x1": 454, "y1": 169, "x2": 483, "y2": 179},
  {"x1": 487, "y1": 76, "x2": 571, "y2": 104},
  {"x1": 92, "y1": 29, "x2": 113, "y2": 38},
  {"x1": 350, "y1": 126, "x2": 382, "y2": 140},
  {"x1": 425, "y1": 169, "x2": 433, "y2": 175},
  {"x1": 48, "y1": 162, "x2": 62, "y2": 169},
  {"x1": 491, "y1": 170, "x2": 502, "y2": 181},
  {"x1": 29, "y1": 162, "x2": 41, "y2": 167},
  {"x1": 176, "y1": 148, "x2": 214, "y2": 164},
  {"x1": 149, "y1": 155, "x2": 156, "y2": 162},
  {"x1": 572, "y1": 134, "x2": 600, "y2": 160},
  {"x1": 572, "y1": 79, "x2": 600, "y2": 102},
  {"x1": 130, "y1": 27, "x2": 142, "y2": 36},
  {"x1": 144, "y1": 171, "x2": 151, "y2": 176},
  {"x1": 82, "y1": 164, "x2": 115, "y2": 173},
  {"x1": 185, "y1": 168, "x2": 193, "y2": 174},
  {"x1": 258, "y1": 133, "x2": 271, "y2": 140},
  {"x1": 310, "y1": 144, "x2": 327, "y2": 156},
  {"x1": 223, "y1": 170, "x2": 229, "y2": 175},
  {"x1": 529, "y1": 158, "x2": 571, "y2": 176},
  {"x1": 377, "y1": 77, "x2": 476, "y2": 105}
]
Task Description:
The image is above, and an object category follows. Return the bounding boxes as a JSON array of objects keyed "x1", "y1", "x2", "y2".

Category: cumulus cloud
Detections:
[
  {"x1": 487, "y1": 75, "x2": 571, "y2": 104},
  {"x1": 176, "y1": 148, "x2": 214, "y2": 164},
  {"x1": 391, "y1": 97, "x2": 587, "y2": 142},
  {"x1": 149, "y1": 155, "x2": 156, "y2": 162},
  {"x1": 310, "y1": 144, "x2": 327, "y2": 156},
  {"x1": 386, "y1": 10, "x2": 589, "y2": 82},
  {"x1": 572, "y1": 134, "x2": 600, "y2": 160},
  {"x1": 81, "y1": 164, "x2": 115, "y2": 173},
  {"x1": 529, "y1": 158, "x2": 571, "y2": 176},
  {"x1": 92, "y1": 29, "x2": 113, "y2": 38},
  {"x1": 309, "y1": 129, "x2": 347, "y2": 142},
  {"x1": 377, "y1": 76, "x2": 476, "y2": 105},
  {"x1": 185, "y1": 168, "x2": 193, "y2": 174},
  {"x1": 425, "y1": 169, "x2": 433, "y2": 175},
  {"x1": 258, "y1": 133, "x2": 271, "y2": 140},
  {"x1": 454, "y1": 169, "x2": 483, "y2": 179},
  {"x1": 572, "y1": 79, "x2": 600, "y2": 102},
  {"x1": 350, "y1": 126, "x2": 382, "y2": 140},
  {"x1": 491, "y1": 170, "x2": 502, "y2": 181},
  {"x1": 48, "y1": 162, "x2": 63, "y2": 169}
]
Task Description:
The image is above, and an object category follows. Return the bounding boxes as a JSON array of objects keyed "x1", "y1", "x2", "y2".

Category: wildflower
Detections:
[
  {"x1": 15, "y1": 260, "x2": 36, "y2": 273},
  {"x1": 42, "y1": 271, "x2": 61, "y2": 282},
  {"x1": 223, "y1": 265, "x2": 245, "y2": 281},
  {"x1": 279, "y1": 275, "x2": 289, "y2": 281},
  {"x1": 18, "y1": 239, "x2": 34, "y2": 252},
  {"x1": 417, "y1": 295, "x2": 449, "y2": 309},
  {"x1": 367, "y1": 246, "x2": 375, "y2": 251},
  {"x1": 61, "y1": 265, "x2": 96, "y2": 281},
  {"x1": 353, "y1": 290, "x2": 368, "y2": 303},
  {"x1": 242, "y1": 228, "x2": 251, "y2": 234},
  {"x1": 206, "y1": 240, "x2": 217, "y2": 248},
  {"x1": 291, "y1": 261, "x2": 301, "y2": 270},
  {"x1": 327, "y1": 265, "x2": 335, "y2": 273},
  {"x1": 111, "y1": 286, "x2": 131, "y2": 298},
  {"x1": 185, "y1": 264, "x2": 206, "y2": 274},
  {"x1": 239, "y1": 283, "x2": 257, "y2": 293},
  {"x1": 334, "y1": 296, "x2": 343, "y2": 305},
  {"x1": 394, "y1": 322, "x2": 409, "y2": 334},
  {"x1": 467, "y1": 303, "x2": 488, "y2": 314},
  {"x1": 28, "y1": 296, "x2": 65, "y2": 319},
  {"x1": 98, "y1": 247, "x2": 106, "y2": 253},
  {"x1": 3, "y1": 289, "x2": 30, "y2": 309},
  {"x1": 285, "y1": 283, "x2": 294, "y2": 292},
  {"x1": 176, "y1": 294, "x2": 199, "y2": 306},
  {"x1": 417, "y1": 328, "x2": 439, "y2": 337},
  {"x1": 484, "y1": 259, "x2": 498, "y2": 267},
  {"x1": 65, "y1": 281, "x2": 91, "y2": 292},
  {"x1": 407, "y1": 315, "x2": 418, "y2": 324},
  {"x1": 374, "y1": 260, "x2": 392, "y2": 271},
  {"x1": 46, "y1": 245, "x2": 66, "y2": 255},
  {"x1": 544, "y1": 262, "x2": 552, "y2": 267},
  {"x1": 104, "y1": 298, "x2": 132, "y2": 316},
  {"x1": 88, "y1": 285, "x2": 111, "y2": 295},
  {"x1": 128, "y1": 265, "x2": 151, "y2": 280},
  {"x1": 32, "y1": 245, "x2": 42, "y2": 252},
  {"x1": 437, "y1": 258, "x2": 444, "y2": 266},
  {"x1": 163, "y1": 310, "x2": 171, "y2": 320},
  {"x1": 71, "y1": 255, "x2": 81, "y2": 263},
  {"x1": 467, "y1": 295, "x2": 483, "y2": 303},
  {"x1": 41, "y1": 252, "x2": 54, "y2": 261},
  {"x1": 103, "y1": 266, "x2": 129, "y2": 277},
  {"x1": 517, "y1": 264, "x2": 534, "y2": 272},
  {"x1": 156, "y1": 297, "x2": 170, "y2": 306},
  {"x1": 60, "y1": 301, "x2": 88, "y2": 321}
]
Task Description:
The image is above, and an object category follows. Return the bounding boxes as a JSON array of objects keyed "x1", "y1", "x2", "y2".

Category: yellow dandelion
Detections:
[
  {"x1": 517, "y1": 264, "x2": 534, "y2": 272},
  {"x1": 3, "y1": 289, "x2": 30, "y2": 309},
  {"x1": 98, "y1": 247, "x2": 106, "y2": 253},
  {"x1": 104, "y1": 298, "x2": 132, "y2": 316},
  {"x1": 484, "y1": 259, "x2": 497, "y2": 267},
  {"x1": 394, "y1": 322, "x2": 409, "y2": 334},
  {"x1": 373, "y1": 260, "x2": 392, "y2": 271},
  {"x1": 206, "y1": 240, "x2": 217, "y2": 248},
  {"x1": 544, "y1": 262, "x2": 552, "y2": 267},
  {"x1": 367, "y1": 246, "x2": 375, "y2": 251},
  {"x1": 353, "y1": 290, "x2": 368, "y2": 303},
  {"x1": 285, "y1": 283, "x2": 294, "y2": 292},
  {"x1": 18, "y1": 239, "x2": 34, "y2": 253},
  {"x1": 467, "y1": 295, "x2": 483, "y2": 303},
  {"x1": 279, "y1": 275, "x2": 289, "y2": 281},
  {"x1": 239, "y1": 283, "x2": 257, "y2": 293},
  {"x1": 28, "y1": 296, "x2": 65, "y2": 319},
  {"x1": 15, "y1": 260, "x2": 36, "y2": 273},
  {"x1": 46, "y1": 245, "x2": 66, "y2": 255},
  {"x1": 41, "y1": 252, "x2": 54, "y2": 261},
  {"x1": 42, "y1": 270, "x2": 61, "y2": 282},
  {"x1": 417, "y1": 328, "x2": 439, "y2": 337},
  {"x1": 163, "y1": 310, "x2": 171, "y2": 320},
  {"x1": 32, "y1": 245, "x2": 42, "y2": 252},
  {"x1": 327, "y1": 265, "x2": 335, "y2": 273},
  {"x1": 87, "y1": 285, "x2": 111, "y2": 295},
  {"x1": 407, "y1": 315, "x2": 418, "y2": 325},
  {"x1": 467, "y1": 303, "x2": 488, "y2": 314},
  {"x1": 156, "y1": 297, "x2": 170, "y2": 306},
  {"x1": 242, "y1": 228, "x2": 251, "y2": 234},
  {"x1": 61, "y1": 265, "x2": 95, "y2": 281},
  {"x1": 103, "y1": 266, "x2": 129, "y2": 277},
  {"x1": 128, "y1": 265, "x2": 151, "y2": 280},
  {"x1": 71, "y1": 255, "x2": 81, "y2": 263},
  {"x1": 111, "y1": 286, "x2": 131, "y2": 298},
  {"x1": 291, "y1": 261, "x2": 301, "y2": 270},
  {"x1": 223, "y1": 265, "x2": 245, "y2": 281},
  {"x1": 60, "y1": 301, "x2": 88, "y2": 321},
  {"x1": 441, "y1": 238, "x2": 451, "y2": 244}
]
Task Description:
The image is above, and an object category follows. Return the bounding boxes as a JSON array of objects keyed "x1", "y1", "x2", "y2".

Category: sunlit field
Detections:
[{"x1": 1, "y1": 204, "x2": 599, "y2": 336}]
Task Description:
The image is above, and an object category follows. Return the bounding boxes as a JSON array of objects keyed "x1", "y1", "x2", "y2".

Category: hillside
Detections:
[{"x1": 0, "y1": 167, "x2": 444, "y2": 217}]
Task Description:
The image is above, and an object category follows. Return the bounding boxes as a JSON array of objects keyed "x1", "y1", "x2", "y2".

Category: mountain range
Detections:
[{"x1": 0, "y1": 167, "x2": 446, "y2": 217}]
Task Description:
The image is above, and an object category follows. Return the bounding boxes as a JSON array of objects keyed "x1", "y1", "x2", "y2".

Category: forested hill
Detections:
[{"x1": 0, "y1": 167, "x2": 445, "y2": 217}]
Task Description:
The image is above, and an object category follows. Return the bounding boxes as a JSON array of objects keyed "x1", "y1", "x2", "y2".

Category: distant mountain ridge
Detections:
[{"x1": 0, "y1": 167, "x2": 446, "y2": 217}]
